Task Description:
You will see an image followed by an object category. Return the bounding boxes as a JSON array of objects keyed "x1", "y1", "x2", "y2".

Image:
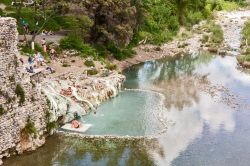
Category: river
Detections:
[{"x1": 3, "y1": 11, "x2": 250, "y2": 166}]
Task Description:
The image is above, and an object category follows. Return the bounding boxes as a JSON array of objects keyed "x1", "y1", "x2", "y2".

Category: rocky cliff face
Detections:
[{"x1": 0, "y1": 18, "x2": 49, "y2": 165}]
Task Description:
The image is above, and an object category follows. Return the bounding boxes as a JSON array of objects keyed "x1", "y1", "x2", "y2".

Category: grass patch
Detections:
[
  {"x1": 202, "y1": 21, "x2": 224, "y2": 45},
  {"x1": 87, "y1": 68, "x2": 98, "y2": 75},
  {"x1": 59, "y1": 34, "x2": 97, "y2": 57},
  {"x1": 47, "y1": 121, "x2": 58, "y2": 133},
  {"x1": 211, "y1": 24, "x2": 224, "y2": 44},
  {"x1": 84, "y1": 59, "x2": 95, "y2": 67},
  {"x1": 206, "y1": 0, "x2": 246, "y2": 11},
  {"x1": 242, "y1": 20, "x2": 250, "y2": 45},
  {"x1": 23, "y1": 118, "x2": 37, "y2": 135},
  {"x1": 15, "y1": 84, "x2": 25, "y2": 105},
  {"x1": 105, "y1": 63, "x2": 117, "y2": 71}
]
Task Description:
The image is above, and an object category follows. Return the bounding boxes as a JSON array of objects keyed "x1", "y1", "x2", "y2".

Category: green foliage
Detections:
[
  {"x1": 0, "y1": 9, "x2": 4, "y2": 16},
  {"x1": 1, "y1": 0, "x2": 12, "y2": 5},
  {"x1": 201, "y1": 34, "x2": 209, "y2": 43},
  {"x1": 202, "y1": 21, "x2": 224, "y2": 44},
  {"x1": 46, "y1": 121, "x2": 58, "y2": 132},
  {"x1": 15, "y1": 84, "x2": 25, "y2": 105},
  {"x1": 59, "y1": 34, "x2": 97, "y2": 56},
  {"x1": 87, "y1": 68, "x2": 98, "y2": 75},
  {"x1": 106, "y1": 63, "x2": 117, "y2": 70},
  {"x1": 84, "y1": 59, "x2": 95, "y2": 67},
  {"x1": 23, "y1": 119, "x2": 37, "y2": 135},
  {"x1": 134, "y1": 0, "x2": 179, "y2": 45},
  {"x1": 20, "y1": 42, "x2": 43, "y2": 55},
  {"x1": 186, "y1": 11, "x2": 205, "y2": 26},
  {"x1": 210, "y1": 24, "x2": 224, "y2": 44},
  {"x1": 242, "y1": 20, "x2": 250, "y2": 45},
  {"x1": 106, "y1": 43, "x2": 135, "y2": 60},
  {"x1": 238, "y1": 54, "x2": 250, "y2": 63},
  {"x1": 206, "y1": 0, "x2": 246, "y2": 11}
]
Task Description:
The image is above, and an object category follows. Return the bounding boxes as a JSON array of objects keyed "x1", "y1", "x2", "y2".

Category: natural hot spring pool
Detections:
[{"x1": 82, "y1": 90, "x2": 167, "y2": 136}]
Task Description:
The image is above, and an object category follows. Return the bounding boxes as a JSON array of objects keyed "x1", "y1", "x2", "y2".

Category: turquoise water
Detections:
[
  {"x1": 82, "y1": 90, "x2": 166, "y2": 136},
  {"x1": 4, "y1": 53, "x2": 250, "y2": 166}
]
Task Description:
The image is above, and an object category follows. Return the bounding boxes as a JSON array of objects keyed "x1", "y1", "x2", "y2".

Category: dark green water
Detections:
[{"x1": 4, "y1": 53, "x2": 250, "y2": 166}]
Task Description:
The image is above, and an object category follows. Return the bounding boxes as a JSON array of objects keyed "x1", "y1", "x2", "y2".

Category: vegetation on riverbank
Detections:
[
  {"x1": 203, "y1": 21, "x2": 224, "y2": 44},
  {"x1": 238, "y1": 20, "x2": 250, "y2": 65},
  {"x1": 0, "y1": 0, "x2": 247, "y2": 61}
]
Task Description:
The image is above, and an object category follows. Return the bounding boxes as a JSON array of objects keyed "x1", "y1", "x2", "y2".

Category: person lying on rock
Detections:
[{"x1": 71, "y1": 120, "x2": 82, "y2": 129}]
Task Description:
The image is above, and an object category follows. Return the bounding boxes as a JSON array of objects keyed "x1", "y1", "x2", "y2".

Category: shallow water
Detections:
[
  {"x1": 82, "y1": 90, "x2": 166, "y2": 136},
  {"x1": 4, "y1": 53, "x2": 250, "y2": 166}
]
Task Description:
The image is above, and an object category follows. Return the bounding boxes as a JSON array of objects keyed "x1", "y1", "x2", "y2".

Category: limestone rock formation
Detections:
[{"x1": 0, "y1": 17, "x2": 49, "y2": 164}]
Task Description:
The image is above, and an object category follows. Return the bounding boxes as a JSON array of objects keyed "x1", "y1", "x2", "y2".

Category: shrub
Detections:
[
  {"x1": 211, "y1": 24, "x2": 223, "y2": 44},
  {"x1": 87, "y1": 68, "x2": 98, "y2": 75},
  {"x1": 242, "y1": 20, "x2": 250, "y2": 44},
  {"x1": 15, "y1": 84, "x2": 25, "y2": 105},
  {"x1": 84, "y1": 59, "x2": 95, "y2": 67},
  {"x1": 106, "y1": 43, "x2": 135, "y2": 60},
  {"x1": 106, "y1": 63, "x2": 117, "y2": 70},
  {"x1": 0, "y1": 9, "x2": 4, "y2": 16},
  {"x1": 0, "y1": 105, "x2": 5, "y2": 115},
  {"x1": 20, "y1": 42, "x2": 43, "y2": 55},
  {"x1": 203, "y1": 21, "x2": 224, "y2": 44},
  {"x1": 187, "y1": 11, "x2": 204, "y2": 25},
  {"x1": 23, "y1": 119, "x2": 37, "y2": 135},
  {"x1": 201, "y1": 35, "x2": 209, "y2": 43},
  {"x1": 59, "y1": 34, "x2": 97, "y2": 56},
  {"x1": 1, "y1": 0, "x2": 12, "y2": 5},
  {"x1": 46, "y1": 121, "x2": 58, "y2": 133}
]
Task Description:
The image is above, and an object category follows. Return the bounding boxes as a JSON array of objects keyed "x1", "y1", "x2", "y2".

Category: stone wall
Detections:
[{"x1": 0, "y1": 18, "x2": 49, "y2": 165}]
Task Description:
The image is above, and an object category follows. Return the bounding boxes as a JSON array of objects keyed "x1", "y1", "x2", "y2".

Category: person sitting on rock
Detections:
[
  {"x1": 67, "y1": 87, "x2": 72, "y2": 96},
  {"x1": 35, "y1": 52, "x2": 45, "y2": 66},
  {"x1": 71, "y1": 120, "x2": 81, "y2": 129},
  {"x1": 28, "y1": 56, "x2": 33, "y2": 65}
]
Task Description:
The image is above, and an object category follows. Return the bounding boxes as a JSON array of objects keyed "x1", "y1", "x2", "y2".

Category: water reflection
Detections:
[
  {"x1": 5, "y1": 53, "x2": 250, "y2": 166},
  {"x1": 4, "y1": 136, "x2": 155, "y2": 166},
  {"x1": 124, "y1": 53, "x2": 212, "y2": 110},
  {"x1": 124, "y1": 54, "x2": 247, "y2": 166}
]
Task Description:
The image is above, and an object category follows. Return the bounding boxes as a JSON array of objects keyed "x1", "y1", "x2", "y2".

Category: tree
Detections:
[
  {"x1": 173, "y1": 0, "x2": 188, "y2": 25},
  {"x1": 13, "y1": 0, "x2": 65, "y2": 49}
]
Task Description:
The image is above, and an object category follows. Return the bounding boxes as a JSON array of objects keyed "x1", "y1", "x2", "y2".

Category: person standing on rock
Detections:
[{"x1": 41, "y1": 38, "x2": 47, "y2": 52}]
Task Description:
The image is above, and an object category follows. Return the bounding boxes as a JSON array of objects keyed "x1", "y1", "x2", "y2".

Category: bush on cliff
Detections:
[
  {"x1": 23, "y1": 118, "x2": 37, "y2": 135},
  {"x1": 15, "y1": 84, "x2": 25, "y2": 105}
]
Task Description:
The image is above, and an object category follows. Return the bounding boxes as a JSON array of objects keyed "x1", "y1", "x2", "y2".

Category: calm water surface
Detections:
[{"x1": 4, "y1": 53, "x2": 250, "y2": 166}]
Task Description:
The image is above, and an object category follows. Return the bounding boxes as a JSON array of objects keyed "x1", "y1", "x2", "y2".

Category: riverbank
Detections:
[{"x1": 113, "y1": 9, "x2": 250, "y2": 70}]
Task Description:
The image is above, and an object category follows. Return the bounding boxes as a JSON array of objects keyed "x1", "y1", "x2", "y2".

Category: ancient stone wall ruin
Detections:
[{"x1": 0, "y1": 18, "x2": 49, "y2": 165}]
